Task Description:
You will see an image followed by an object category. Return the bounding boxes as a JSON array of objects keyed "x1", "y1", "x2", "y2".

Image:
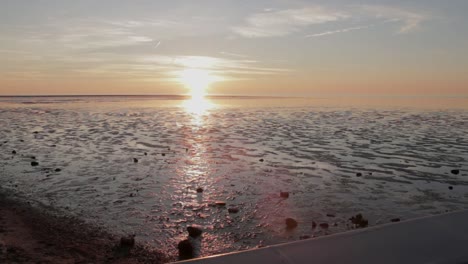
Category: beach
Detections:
[
  {"x1": 0, "y1": 96, "x2": 467, "y2": 260},
  {"x1": 0, "y1": 189, "x2": 167, "y2": 263}
]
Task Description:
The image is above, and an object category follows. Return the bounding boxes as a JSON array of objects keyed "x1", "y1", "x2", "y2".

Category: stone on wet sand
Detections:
[
  {"x1": 356, "y1": 172, "x2": 362, "y2": 177},
  {"x1": 215, "y1": 201, "x2": 226, "y2": 206},
  {"x1": 187, "y1": 225, "x2": 203, "y2": 238},
  {"x1": 120, "y1": 235, "x2": 135, "y2": 248},
  {"x1": 350, "y1": 213, "x2": 369, "y2": 228},
  {"x1": 55, "y1": 168, "x2": 61, "y2": 172},
  {"x1": 31, "y1": 161, "x2": 39, "y2": 166},
  {"x1": 451, "y1": 169, "x2": 460, "y2": 175},
  {"x1": 312, "y1": 221, "x2": 317, "y2": 229},
  {"x1": 326, "y1": 213, "x2": 336, "y2": 218},
  {"x1": 196, "y1": 187, "x2": 203, "y2": 193},
  {"x1": 280, "y1": 191, "x2": 289, "y2": 198},
  {"x1": 133, "y1": 158, "x2": 138, "y2": 163},
  {"x1": 285, "y1": 218, "x2": 298, "y2": 229},
  {"x1": 319, "y1": 223, "x2": 329, "y2": 229},
  {"x1": 178, "y1": 239, "x2": 194, "y2": 260},
  {"x1": 259, "y1": 158, "x2": 264, "y2": 162},
  {"x1": 12, "y1": 150, "x2": 16, "y2": 154},
  {"x1": 299, "y1": 235, "x2": 311, "y2": 240},
  {"x1": 391, "y1": 218, "x2": 400, "y2": 222},
  {"x1": 449, "y1": 186, "x2": 453, "y2": 190},
  {"x1": 228, "y1": 207, "x2": 239, "y2": 214}
]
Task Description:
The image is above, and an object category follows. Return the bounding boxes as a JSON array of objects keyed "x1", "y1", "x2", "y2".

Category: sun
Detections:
[{"x1": 178, "y1": 68, "x2": 216, "y2": 99}]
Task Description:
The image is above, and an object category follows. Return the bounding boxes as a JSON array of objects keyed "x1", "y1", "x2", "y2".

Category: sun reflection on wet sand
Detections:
[{"x1": 183, "y1": 96, "x2": 214, "y2": 126}]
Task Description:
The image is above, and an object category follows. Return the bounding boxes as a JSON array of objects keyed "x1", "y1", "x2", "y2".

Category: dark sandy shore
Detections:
[{"x1": 0, "y1": 189, "x2": 169, "y2": 263}]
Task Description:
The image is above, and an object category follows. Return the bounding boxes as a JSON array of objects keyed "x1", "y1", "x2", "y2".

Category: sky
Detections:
[{"x1": 1, "y1": 0, "x2": 467, "y2": 96}]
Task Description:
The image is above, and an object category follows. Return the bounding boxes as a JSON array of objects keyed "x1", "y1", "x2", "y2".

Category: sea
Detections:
[{"x1": 0, "y1": 95, "x2": 467, "y2": 259}]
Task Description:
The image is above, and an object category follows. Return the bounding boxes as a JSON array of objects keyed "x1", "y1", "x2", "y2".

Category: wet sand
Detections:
[
  {"x1": 0, "y1": 189, "x2": 168, "y2": 263},
  {"x1": 0, "y1": 96, "x2": 467, "y2": 259}
]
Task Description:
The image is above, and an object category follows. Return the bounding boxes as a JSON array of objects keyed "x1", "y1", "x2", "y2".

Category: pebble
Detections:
[
  {"x1": 312, "y1": 221, "x2": 317, "y2": 229},
  {"x1": 215, "y1": 201, "x2": 226, "y2": 206},
  {"x1": 12, "y1": 150, "x2": 16, "y2": 155},
  {"x1": 228, "y1": 207, "x2": 239, "y2": 214},
  {"x1": 319, "y1": 223, "x2": 329, "y2": 229},
  {"x1": 356, "y1": 172, "x2": 362, "y2": 177},
  {"x1": 259, "y1": 159, "x2": 264, "y2": 162},
  {"x1": 178, "y1": 239, "x2": 194, "y2": 259},
  {"x1": 133, "y1": 158, "x2": 138, "y2": 163},
  {"x1": 120, "y1": 235, "x2": 135, "y2": 248},
  {"x1": 196, "y1": 187, "x2": 203, "y2": 193},
  {"x1": 349, "y1": 213, "x2": 368, "y2": 228},
  {"x1": 55, "y1": 168, "x2": 61, "y2": 172},
  {"x1": 391, "y1": 218, "x2": 400, "y2": 222},
  {"x1": 31, "y1": 161, "x2": 39, "y2": 166},
  {"x1": 285, "y1": 218, "x2": 298, "y2": 229},
  {"x1": 451, "y1": 169, "x2": 460, "y2": 175},
  {"x1": 187, "y1": 225, "x2": 203, "y2": 238},
  {"x1": 449, "y1": 186, "x2": 453, "y2": 190},
  {"x1": 280, "y1": 191, "x2": 289, "y2": 198},
  {"x1": 299, "y1": 235, "x2": 311, "y2": 240},
  {"x1": 326, "y1": 213, "x2": 336, "y2": 218}
]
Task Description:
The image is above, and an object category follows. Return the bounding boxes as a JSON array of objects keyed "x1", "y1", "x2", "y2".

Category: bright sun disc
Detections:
[{"x1": 178, "y1": 68, "x2": 217, "y2": 99}]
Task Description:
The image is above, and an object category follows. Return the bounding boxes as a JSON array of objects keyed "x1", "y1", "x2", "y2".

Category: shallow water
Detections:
[{"x1": 0, "y1": 96, "x2": 467, "y2": 259}]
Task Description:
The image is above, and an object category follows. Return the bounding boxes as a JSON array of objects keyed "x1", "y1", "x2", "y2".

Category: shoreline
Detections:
[{"x1": 0, "y1": 189, "x2": 169, "y2": 263}]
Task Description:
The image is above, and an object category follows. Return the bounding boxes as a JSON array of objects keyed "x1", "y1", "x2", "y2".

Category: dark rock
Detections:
[
  {"x1": 299, "y1": 235, "x2": 311, "y2": 240},
  {"x1": 133, "y1": 158, "x2": 138, "y2": 163},
  {"x1": 285, "y1": 218, "x2": 298, "y2": 229},
  {"x1": 349, "y1": 213, "x2": 368, "y2": 228},
  {"x1": 391, "y1": 218, "x2": 400, "y2": 222},
  {"x1": 215, "y1": 201, "x2": 226, "y2": 206},
  {"x1": 259, "y1": 159, "x2": 264, "y2": 162},
  {"x1": 31, "y1": 161, "x2": 39, "y2": 166},
  {"x1": 31, "y1": 156, "x2": 36, "y2": 159},
  {"x1": 356, "y1": 172, "x2": 362, "y2": 177},
  {"x1": 144, "y1": 152, "x2": 147, "y2": 156},
  {"x1": 280, "y1": 191, "x2": 289, "y2": 198},
  {"x1": 55, "y1": 168, "x2": 61, "y2": 172},
  {"x1": 33, "y1": 131, "x2": 39, "y2": 134},
  {"x1": 178, "y1": 239, "x2": 193, "y2": 260},
  {"x1": 12, "y1": 150, "x2": 16, "y2": 155},
  {"x1": 196, "y1": 187, "x2": 203, "y2": 193},
  {"x1": 120, "y1": 235, "x2": 135, "y2": 248},
  {"x1": 162, "y1": 153, "x2": 166, "y2": 157},
  {"x1": 369, "y1": 172, "x2": 373, "y2": 175},
  {"x1": 228, "y1": 207, "x2": 239, "y2": 214},
  {"x1": 451, "y1": 169, "x2": 460, "y2": 175},
  {"x1": 326, "y1": 213, "x2": 336, "y2": 218},
  {"x1": 312, "y1": 221, "x2": 317, "y2": 229},
  {"x1": 449, "y1": 186, "x2": 453, "y2": 190},
  {"x1": 187, "y1": 225, "x2": 203, "y2": 238},
  {"x1": 319, "y1": 223, "x2": 329, "y2": 229}
]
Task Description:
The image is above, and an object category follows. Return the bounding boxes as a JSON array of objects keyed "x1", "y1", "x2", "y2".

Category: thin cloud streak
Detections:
[
  {"x1": 233, "y1": 5, "x2": 428, "y2": 38},
  {"x1": 362, "y1": 5, "x2": 427, "y2": 33},
  {"x1": 232, "y1": 7, "x2": 349, "y2": 38},
  {"x1": 305, "y1": 25, "x2": 372, "y2": 38}
]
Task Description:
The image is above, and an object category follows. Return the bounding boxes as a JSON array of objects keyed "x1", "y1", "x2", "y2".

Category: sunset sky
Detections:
[{"x1": 1, "y1": 0, "x2": 467, "y2": 96}]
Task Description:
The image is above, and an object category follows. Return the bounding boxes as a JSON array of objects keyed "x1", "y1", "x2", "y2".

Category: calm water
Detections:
[{"x1": 0, "y1": 96, "x2": 467, "y2": 260}]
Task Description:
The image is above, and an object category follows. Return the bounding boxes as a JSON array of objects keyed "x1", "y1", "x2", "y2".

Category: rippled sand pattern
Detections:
[{"x1": 1, "y1": 97, "x2": 467, "y2": 257}]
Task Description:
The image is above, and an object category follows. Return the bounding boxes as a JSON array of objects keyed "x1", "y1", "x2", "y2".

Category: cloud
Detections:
[
  {"x1": 232, "y1": 7, "x2": 349, "y2": 38},
  {"x1": 141, "y1": 55, "x2": 290, "y2": 81},
  {"x1": 305, "y1": 25, "x2": 372, "y2": 38},
  {"x1": 233, "y1": 5, "x2": 428, "y2": 38},
  {"x1": 362, "y1": 5, "x2": 427, "y2": 33}
]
